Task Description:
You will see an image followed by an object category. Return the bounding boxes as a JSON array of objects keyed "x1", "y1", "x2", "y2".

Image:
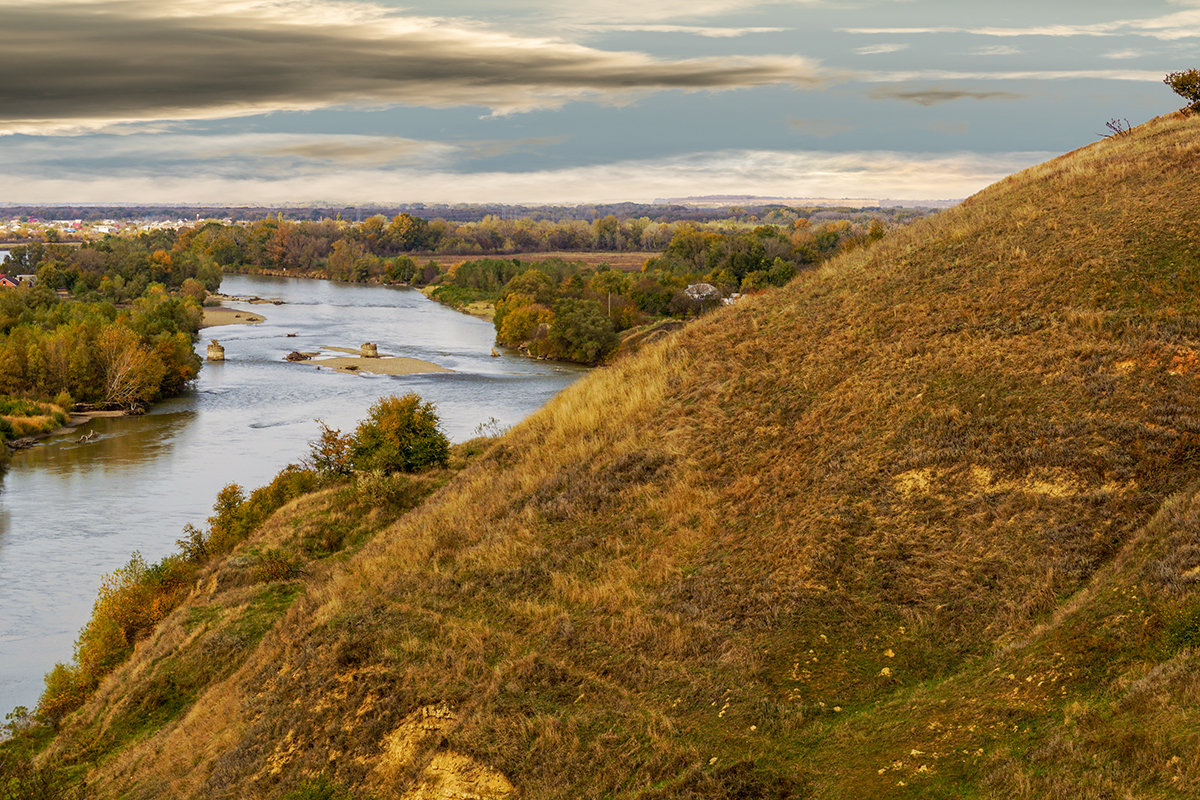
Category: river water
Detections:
[{"x1": 0, "y1": 274, "x2": 586, "y2": 712}]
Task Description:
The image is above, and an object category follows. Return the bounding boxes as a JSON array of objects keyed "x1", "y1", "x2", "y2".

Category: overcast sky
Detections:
[{"x1": 1, "y1": 0, "x2": 1194, "y2": 205}]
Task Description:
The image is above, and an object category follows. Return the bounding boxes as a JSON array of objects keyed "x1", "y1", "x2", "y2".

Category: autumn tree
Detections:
[
  {"x1": 1165, "y1": 69, "x2": 1200, "y2": 112},
  {"x1": 96, "y1": 325, "x2": 164, "y2": 409}
]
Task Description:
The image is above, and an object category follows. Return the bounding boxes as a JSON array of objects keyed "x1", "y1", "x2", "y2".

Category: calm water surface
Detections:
[{"x1": 0, "y1": 275, "x2": 586, "y2": 711}]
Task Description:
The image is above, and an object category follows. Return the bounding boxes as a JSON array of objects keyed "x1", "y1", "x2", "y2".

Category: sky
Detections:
[{"x1": 1, "y1": 0, "x2": 1195, "y2": 205}]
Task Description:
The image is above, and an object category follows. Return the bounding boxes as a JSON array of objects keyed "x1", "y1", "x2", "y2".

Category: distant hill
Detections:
[
  {"x1": 31, "y1": 112, "x2": 1200, "y2": 798},
  {"x1": 655, "y1": 194, "x2": 960, "y2": 209}
]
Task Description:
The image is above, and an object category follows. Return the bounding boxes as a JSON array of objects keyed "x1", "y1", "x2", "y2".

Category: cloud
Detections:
[
  {"x1": 972, "y1": 45, "x2": 1021, "y2": 56},
  {"x1": 841, "y1": 8, "x2": 1200, "y2": 40},
  {"x1": 575, "y1": 24, "x2": 787, "y2": 38},
  {"x1": 855, "y1": 43, "x2": 909, "y2": 55},
  {"x1": 0, "y1": 133, "x2": 572, "y2": 176},
  {"x1": 0, "y1": 145, "x2": 1054, "y2": 205},
  {"x1": 0, "y1": 0, "x2": 830, "y2": 135},
  {"x1": 542, "y1": 0, "x2": 799, "y2": 24},
  {"x1": 866, "y1": 86, "x2": 1024, "y2": 106},
  {"x1": 1104, "y1": 49, "x2": 1144, "y2": 59},
  {"x1": 865, "y1": 69, "x2": 1162, "y2": 83}
]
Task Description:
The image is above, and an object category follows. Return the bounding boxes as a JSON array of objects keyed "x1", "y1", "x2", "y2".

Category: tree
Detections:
[
  {"x1": 306, "y1": 421, "x2": 354, "y2": 476},
  {"x1": 1165, "y1": 69, "x2": 1200, "y2": 112},
  {"x1": 502, "y1": 269, "x2": 556, "y2": 305},
  {"x1": 351, "y1": 394, "x2": 450, "y2": 474},
  {"x1": 95, "y1": 325, "x2": 164, "y2": 409},
  {"x1": 386, "y1": 213, "x2": 431, "y2": 252},
  {"x1": 549, "y1": 299, "x2": 618, "y2": 364}
]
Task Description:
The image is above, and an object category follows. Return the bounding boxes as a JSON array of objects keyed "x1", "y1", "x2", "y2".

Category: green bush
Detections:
[{"x1": 350, "y1": 394, "x2": 450, "y2": 474}]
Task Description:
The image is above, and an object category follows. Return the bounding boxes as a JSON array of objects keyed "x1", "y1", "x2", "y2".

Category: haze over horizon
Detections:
[{"x1": 2, "y1": 0, "x2": 1194, "y2": 205}]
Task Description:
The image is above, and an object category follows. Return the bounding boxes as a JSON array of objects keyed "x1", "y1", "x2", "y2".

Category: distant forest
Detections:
[{"x1": 0, "y1": 202, "x2": 937, "y2": 225}]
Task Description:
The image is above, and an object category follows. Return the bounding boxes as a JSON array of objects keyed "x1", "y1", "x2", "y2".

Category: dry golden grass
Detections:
[{"x1": 31, "y1": 112, "x2": 1200, "y2": 799}]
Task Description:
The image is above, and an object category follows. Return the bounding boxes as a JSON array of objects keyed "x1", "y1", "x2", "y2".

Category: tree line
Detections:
[{"x1": 431, "y1": 218, "x2": 886, "y2": 364}]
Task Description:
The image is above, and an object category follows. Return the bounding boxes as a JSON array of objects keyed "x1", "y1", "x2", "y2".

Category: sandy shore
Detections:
[
  {"x1": 201, "y1": 307, "x2": 266, "y2": 328},
  {"x1": 309, "y1": 355, "x2": 453, "y2": 376}
]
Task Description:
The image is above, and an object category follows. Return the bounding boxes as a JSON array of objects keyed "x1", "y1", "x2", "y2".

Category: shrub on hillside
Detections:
[
  {"x1": 306, "y1": 422, "x2": 354, "y2": 477},
  {"x1": 350, "y1": 394, "x2": 450, "y2": 474},
  {"x1": 1165, "y1": 69, "x2": 1200, "y2": 112}
]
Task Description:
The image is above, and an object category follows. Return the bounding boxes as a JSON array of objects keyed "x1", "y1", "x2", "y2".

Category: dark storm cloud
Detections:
[
  {"x1": 0, "y1": 0, "x2": 829, "y2": 133},
  {"x1": 866, "y1": 86, "x2": 1025, "y2": 106}
]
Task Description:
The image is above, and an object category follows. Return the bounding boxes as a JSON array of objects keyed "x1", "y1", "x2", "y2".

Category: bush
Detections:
[
  {"x1": 252, "y1": 548, "x2": 304, "y2": 582},
  {"x1": 350, "y1": 394, "x2": 450, "y2": 474},
  {"x1": 1165, "y1": 69, "x2": 1200, "y2": 112},
  {"x1": 306, "y1": 422, "x2": 354, "y2": 477}
]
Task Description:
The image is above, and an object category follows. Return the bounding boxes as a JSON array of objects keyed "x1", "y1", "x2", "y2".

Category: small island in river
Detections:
[
  {"x1": 299, "y1": 346, "x2": 452, "y2": 376},
  {"x1": 200, "y1": 307, "x2": 266, "y2": 328}
]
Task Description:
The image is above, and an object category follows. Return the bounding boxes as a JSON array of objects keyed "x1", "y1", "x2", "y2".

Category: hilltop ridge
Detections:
[{"x1": 25, "y1": 112, "x2": 1200, "y2": 798}]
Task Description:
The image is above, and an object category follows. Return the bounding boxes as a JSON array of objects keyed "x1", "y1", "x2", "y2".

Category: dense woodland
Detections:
[{"x1": 0, "y1": 236, "x2": 213, "y2": 418}]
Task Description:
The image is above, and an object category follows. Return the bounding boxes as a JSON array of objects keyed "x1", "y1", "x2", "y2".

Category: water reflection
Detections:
[
  {"x1": 0, "y1": 275, "x2": 587, "y2": 711},
  {"x1": 13, "y1": 413, "x2": 197, "y2": 475}
]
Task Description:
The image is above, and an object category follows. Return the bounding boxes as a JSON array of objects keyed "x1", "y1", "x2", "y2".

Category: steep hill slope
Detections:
[{"x1": 38, "y1": 112, "x2": 1200, "y2": 798}]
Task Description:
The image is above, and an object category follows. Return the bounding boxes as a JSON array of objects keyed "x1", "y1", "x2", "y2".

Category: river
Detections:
[{"x1": 0, "y1": 274, "x2": 587, "y2": 712}]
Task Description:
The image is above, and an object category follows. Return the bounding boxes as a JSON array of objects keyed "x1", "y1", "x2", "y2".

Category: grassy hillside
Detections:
[{"x1": 24, "y1": 112, "x2": 1200, "y2": 798}]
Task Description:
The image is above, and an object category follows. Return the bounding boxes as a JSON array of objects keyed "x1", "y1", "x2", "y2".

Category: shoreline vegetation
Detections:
[
  {"x1": 22, "y1": 393, "x2": 471, "y2": 735},
  {"x1": 1, "y1": 209, "x2": 918, "y2": 400},
  {"x1": 8, "y1": 409, "x2": 130, "y2": 450}
]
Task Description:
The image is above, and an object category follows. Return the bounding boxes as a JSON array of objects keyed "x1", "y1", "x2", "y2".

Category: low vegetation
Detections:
[
  {"x1": 0, "y1": 396, "x2": 68, "y2": 440},
  {"x1": 7, "y1": 113, "x2": 1200, "y2": 799}
]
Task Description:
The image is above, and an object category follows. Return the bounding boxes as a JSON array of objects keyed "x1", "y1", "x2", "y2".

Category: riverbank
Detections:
[
  {"x1": 419, "y1": 286, "x2": 495, "y2": 321},
  {"x1": 7, "y1": 410, "x2": 129, "y2": 450}
]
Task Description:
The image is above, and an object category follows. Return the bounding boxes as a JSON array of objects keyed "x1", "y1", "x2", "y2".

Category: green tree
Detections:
[
  {"x1": 549, "y1": 299, "x2": 618, "y2": 364},
  {"x1": 1165, "y1": 69, "x2": 1200, "y2": 111},
  {"x1": 351, "y1": 394, "x2": 450, "y2": 474}
]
